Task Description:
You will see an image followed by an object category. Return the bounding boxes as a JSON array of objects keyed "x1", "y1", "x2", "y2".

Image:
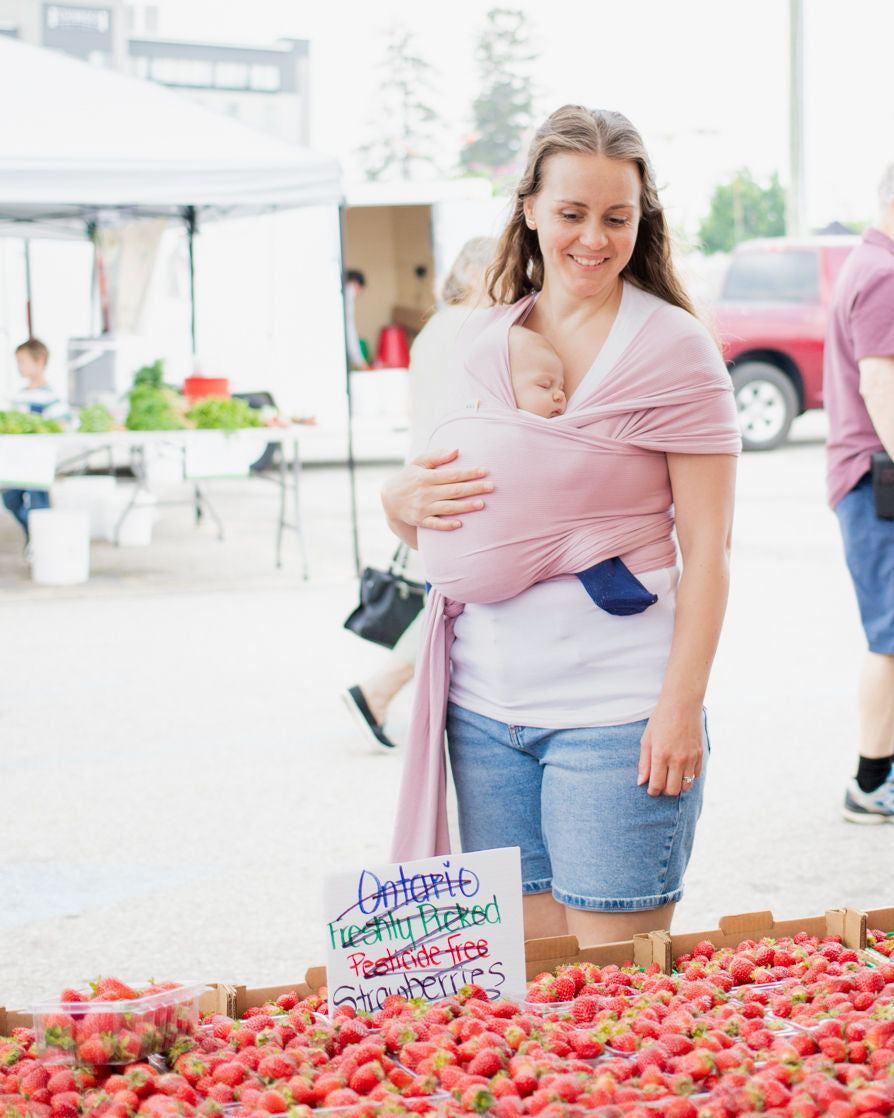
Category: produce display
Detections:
[
  {"x1": 76, "y1": 405, "x2": 117, "y2": 434},
  {"x1": 0, "y1": 411, "x2": 62, "y2": 434},
  {"x1": 4, "y1": 929, "x2": 894, "y2": 1118},
  {"x1": 184, "y1": 398, "x2": 263, "y2": 432}
]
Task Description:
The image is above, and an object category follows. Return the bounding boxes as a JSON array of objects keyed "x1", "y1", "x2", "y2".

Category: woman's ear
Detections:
[{"x1": 523, "y1": 202, "x2": 536, "y2": 231}]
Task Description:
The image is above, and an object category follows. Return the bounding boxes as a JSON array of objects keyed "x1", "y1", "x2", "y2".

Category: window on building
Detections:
[
  {"x1": 249, "y1": 64, "x2": 280, "y2": 91},
  {"x1": 214, "y1": 61, "x2": 249, "y2": 88}
]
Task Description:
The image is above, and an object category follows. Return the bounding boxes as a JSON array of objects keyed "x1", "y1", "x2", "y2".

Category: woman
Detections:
[
  {"x1": 341, "y1": 237, "x2": 498, "y2": 750},
  {"x1": 382, "y1": 106, "x2": 740, "y2": 947}
]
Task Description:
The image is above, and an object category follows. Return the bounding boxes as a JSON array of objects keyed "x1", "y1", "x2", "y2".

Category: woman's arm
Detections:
[
  {"x1": 381, "y1": 447, "x2": 494, "y2": 549},
  {"x1": 638, "y1": 452, "x2": 737, "y2": 796}
]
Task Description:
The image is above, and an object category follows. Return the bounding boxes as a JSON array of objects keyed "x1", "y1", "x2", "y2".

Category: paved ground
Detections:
[{"x1": 2, "y1": 411, "x2": 892, "y2": 1012}]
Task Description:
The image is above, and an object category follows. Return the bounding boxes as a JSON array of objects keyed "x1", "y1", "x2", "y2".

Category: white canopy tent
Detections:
[
  {"x1": 0, "y1": 36, "x2": 343, "y2": 235},
  {"x1": 0, "y1": 37, "x2": 366, "y2": 569}
]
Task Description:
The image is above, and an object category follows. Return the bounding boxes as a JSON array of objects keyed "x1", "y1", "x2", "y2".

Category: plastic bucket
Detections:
[
  {"x1": 104, "y1": 487, "x2": 158, "y2": 547},
  {"x1": 29, "y1": 509, "x2": 90, "y2": 585},
  {"x1": 183, "y1": 376, "x2": 229, "y2": 401},
  {"x1": 51, "y1": 476, "x2": 117, "y2": 540},
  {"x1": 375, "y1": 325, "x2": 410, "y2": 369}
]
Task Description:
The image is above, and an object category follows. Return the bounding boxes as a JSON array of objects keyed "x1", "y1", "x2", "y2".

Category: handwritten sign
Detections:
[{"x1": 323, "y1": 847, "x2": 525, "y2": 1012}]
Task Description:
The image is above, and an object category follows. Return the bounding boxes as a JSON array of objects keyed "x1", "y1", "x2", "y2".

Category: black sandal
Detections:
[{"x1": 340, "y1": 685, "x2": 396, "y2": 750}]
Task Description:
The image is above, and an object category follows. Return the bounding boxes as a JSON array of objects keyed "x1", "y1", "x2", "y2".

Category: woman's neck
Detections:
[{"x1": 531, "y1": 277, "x2": 623, "y2": 333}]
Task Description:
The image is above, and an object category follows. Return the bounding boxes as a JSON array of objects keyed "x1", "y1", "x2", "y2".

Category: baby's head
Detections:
[{"x1": 508, "y1": 325, "x2": 566, "y2": 418}]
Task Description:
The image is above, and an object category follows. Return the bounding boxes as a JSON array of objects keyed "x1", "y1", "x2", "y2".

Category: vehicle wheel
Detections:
[{"x1": 731, "y1": 362, "x2": 799, "y2": 451}]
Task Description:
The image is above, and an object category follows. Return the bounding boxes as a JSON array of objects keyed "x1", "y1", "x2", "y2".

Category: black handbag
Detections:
[
  {"x1": 344, "y1": 544, "x2": 426, "y2": 649},
  {"x1": 871, "y1": 450, "x2": 894, "y2": 519}
]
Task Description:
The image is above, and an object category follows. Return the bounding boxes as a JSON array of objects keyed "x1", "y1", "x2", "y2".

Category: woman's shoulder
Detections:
[{"x1": 624, "y1": 285, "x2": 728, "y2": 386}]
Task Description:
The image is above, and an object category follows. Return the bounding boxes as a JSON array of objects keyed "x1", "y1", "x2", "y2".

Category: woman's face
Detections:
[{"x1": 523, "y1": 151, "x2": 641, "y2": 302}]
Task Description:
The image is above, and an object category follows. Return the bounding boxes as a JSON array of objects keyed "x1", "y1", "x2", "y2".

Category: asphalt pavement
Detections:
[{"x1": 1, "y1": 411, "x2": 892, "y2": 1012}]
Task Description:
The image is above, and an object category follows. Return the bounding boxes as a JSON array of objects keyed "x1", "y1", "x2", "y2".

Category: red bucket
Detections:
[
  {"x1": 183, "y1": 376, "x2": 230, "y2": 401},
  {"x1": 375, "y1": 325, "x2": 410, "y2": 369}
]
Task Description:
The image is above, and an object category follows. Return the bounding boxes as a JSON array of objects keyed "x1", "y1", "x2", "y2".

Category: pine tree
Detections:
[
  {"x1": 355, "y1": 24, "x2": 442, "y2": 182},
  {"x1": 698, "y1": 169, "x2": 787, "y2": 254},
  {"x1": 460, "y1": 8, "x2": 538, "y2": 182}
]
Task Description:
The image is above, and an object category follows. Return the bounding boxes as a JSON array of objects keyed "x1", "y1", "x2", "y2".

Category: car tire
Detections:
[{"x1": 731, "y1": 362, "x2": 799, "y2": 451}]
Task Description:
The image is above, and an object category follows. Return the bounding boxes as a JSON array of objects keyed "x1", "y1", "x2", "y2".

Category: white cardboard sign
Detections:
[{"x1": 323, "y1": 847, "x2": 525, "y2": 1013}]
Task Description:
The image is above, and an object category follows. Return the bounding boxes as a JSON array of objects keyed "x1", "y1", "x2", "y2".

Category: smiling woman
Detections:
[{"x1": 382, "y1": 105, "x2": 741, "y2": 950}]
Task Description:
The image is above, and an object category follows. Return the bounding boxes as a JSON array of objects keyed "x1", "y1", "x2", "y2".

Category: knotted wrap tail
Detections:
[{"x1": 390, "y1": 590, "x2": 464, "y2": 861}]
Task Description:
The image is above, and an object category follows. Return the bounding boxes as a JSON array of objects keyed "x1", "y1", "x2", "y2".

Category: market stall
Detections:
[{"x1": 0, "y1": 36, "x2": 347, "y2": 574}]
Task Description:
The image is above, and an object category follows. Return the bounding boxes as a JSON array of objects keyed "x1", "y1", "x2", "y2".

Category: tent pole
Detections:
[
  {"x1": 339, "y1": 201, "x2": 361, "y2": 578},
  {"x1": 185, "y1": 206, "x2": 197, "y2": 356},
  {"x1": 23, "y1": 239, "x2": 33, "y2": 337}
]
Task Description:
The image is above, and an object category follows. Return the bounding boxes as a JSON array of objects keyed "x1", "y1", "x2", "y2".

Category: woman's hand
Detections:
[
  {"x1": 638, "y1": 702, "x2": 705, "y2": 797},
  {"x1": 381, "y1": 448, "x2": 493, "y2": 546}
]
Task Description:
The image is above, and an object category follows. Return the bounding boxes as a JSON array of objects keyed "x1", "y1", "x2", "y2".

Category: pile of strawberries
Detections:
[{"x1": 4, "y1": 929, "x2": 894, "y2": 1118}]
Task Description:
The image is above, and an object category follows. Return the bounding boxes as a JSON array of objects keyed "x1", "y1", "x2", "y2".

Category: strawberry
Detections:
[
  {"x1": 58, "y1": 990, "x2": 87, "y2": 1005},
  {"x1": 348, "y1": 1063, "x2": 384, "y2": 1096},
  {"x1": 551, "y1": 976, "x2": 576, "y2": 1002},
  {"x1": 467, "y1": 1050, "x2": 504, "y2": 1078},
  {"x1": 571, "y1": 997, "x2": 596, "y2": 1025},
  {"x1": 92, "y1": 978, "x2": 139, "y2": 1001},
  {"x1": 460, "y1": 1084, "x2": 496, "y2": 1113},
  {"x1": 49, "y1": 1090, "x2": 79, "y2": 1118},
  {"x1": 729, "y1": 955, "x2": 757, "y2": 985},
  {"x1": 77, "y1": 1035, "x2": 115, "y2": 1065},
  {"x1": 692, "y1": 940, "x2": 715, "y2": 960},
  {"x1": 674, "y1": 1050, "x2": 714, "y2": 1080},
  {"x1": 257, "y1": 1088, "x2": 288, "y2": 1112},
  {"x1": 855, "y1": 969, "x2": 885, "y2": 995},
  {"x1": 569, "y1": 1030, "x2": 603, "y2": 1059},
  {"x1": 210, "y1": 1062, "x2": 246, "y2": 1087}
]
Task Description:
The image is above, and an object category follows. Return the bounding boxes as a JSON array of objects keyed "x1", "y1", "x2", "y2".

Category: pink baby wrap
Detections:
[{"x1": 391, "y1": 291, "x2": 740, "y2": 861}]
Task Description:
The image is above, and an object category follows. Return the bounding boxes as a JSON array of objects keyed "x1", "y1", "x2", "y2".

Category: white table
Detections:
[{"x1": 0, "y1": 427, "x2": 307, "y2": 572}]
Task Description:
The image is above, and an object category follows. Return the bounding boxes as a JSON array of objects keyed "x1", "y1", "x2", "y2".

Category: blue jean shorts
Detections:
[
  {"x1": 446, "y1": 703, "x2": 709, "y2": 912},
  {"x1": 834, "y1": 473, "x2": 894, "y2": 654}
]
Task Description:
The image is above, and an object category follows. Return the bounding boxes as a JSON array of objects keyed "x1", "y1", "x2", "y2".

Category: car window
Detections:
[{"x1": 722, "y1": 250, "x2": 819, "y2": 301}]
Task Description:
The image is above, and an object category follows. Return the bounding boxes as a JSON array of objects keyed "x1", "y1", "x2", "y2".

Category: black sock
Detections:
[{"x1": 856, "y1": 755, "x2": 893, "y2": 793}]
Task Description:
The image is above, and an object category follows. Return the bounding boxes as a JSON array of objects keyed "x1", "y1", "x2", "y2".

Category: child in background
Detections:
[{"x1": 1, "y1": 338, "x2": 66, "y2": 540}]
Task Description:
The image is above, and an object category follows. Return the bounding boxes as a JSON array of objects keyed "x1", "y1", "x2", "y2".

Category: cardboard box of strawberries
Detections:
[{"x1": 3, "y1": 906, "x2": 894, "y2": 1118}]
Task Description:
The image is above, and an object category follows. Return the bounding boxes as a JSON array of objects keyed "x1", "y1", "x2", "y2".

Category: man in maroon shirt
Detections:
[{"x1": 824, "y1": 163, "x2": 894, "y2": 823}]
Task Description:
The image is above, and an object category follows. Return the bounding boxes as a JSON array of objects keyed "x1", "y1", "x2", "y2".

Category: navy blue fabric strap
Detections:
[{"x1": 576, "y1": 557, "x2": 658, "y2": 616}]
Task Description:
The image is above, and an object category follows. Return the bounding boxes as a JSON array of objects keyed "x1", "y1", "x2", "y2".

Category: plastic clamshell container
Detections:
[
  {"x1": 519, "y1": 998, "x2": 575, "y2": 1016},
  {"x1": 30, "y1": 981, "x2": 209, "y2": 1065}
]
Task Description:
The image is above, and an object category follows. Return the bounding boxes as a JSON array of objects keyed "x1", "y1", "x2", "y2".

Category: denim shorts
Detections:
[
  {"x1": 446, "y1": 703, "x2": 709, "y2": 912},
  {"x1": 834, "y1": 473, "x2": 894, "y2": 654}
]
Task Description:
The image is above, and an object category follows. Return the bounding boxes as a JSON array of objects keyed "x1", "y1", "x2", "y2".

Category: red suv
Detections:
[{"x1": 711, "y1": 235, "x2": 859, "y2": 449}]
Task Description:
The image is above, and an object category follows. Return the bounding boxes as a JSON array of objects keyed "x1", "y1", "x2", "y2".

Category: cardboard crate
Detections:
[{"x1": 0, "y1": 906, "x2": 876, "y2": 1034}]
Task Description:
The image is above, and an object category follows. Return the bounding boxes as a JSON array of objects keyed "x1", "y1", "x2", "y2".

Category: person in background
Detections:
[
  {"x1": 344, "y1": 269, "x2": 369, "y2": 370},
  {"x1": 1, "y1": 337, "x2": 66, "y2": 541},
  {"x1": 381, "y1": 105, "x2": 739, "y2": 945},
  {"x1": 341, "y1": 236, "x2": 497, "y2": 751},
  {"x1": 824, "y1": 163, "x2": 894, "y2": 823}
]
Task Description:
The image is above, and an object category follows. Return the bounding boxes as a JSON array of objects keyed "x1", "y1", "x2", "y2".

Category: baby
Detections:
[
  {"x1": 508, "y1": 324, "x2": 567, "y2": 418},
  {"x1": 506, "y1": 323, "x2": 657, "y2": 617}
]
